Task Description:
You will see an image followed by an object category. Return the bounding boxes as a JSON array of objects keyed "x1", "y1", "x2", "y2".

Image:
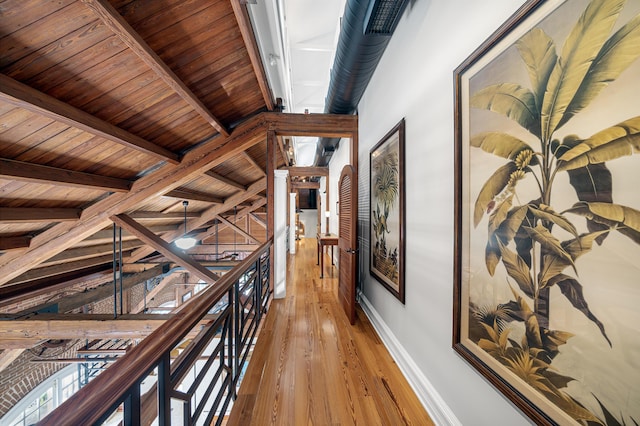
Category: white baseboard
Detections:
[{"x1": 358, "y1": 292, "x2": 461, "y2": 426}]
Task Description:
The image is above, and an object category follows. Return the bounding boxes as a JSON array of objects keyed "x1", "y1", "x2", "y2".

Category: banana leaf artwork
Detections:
[
  {"x1": 453, "y1": 0, "x2": 640, "y2": 424},
  {"x1": 370, "y1": 119, "x2": 405, "y2": 303}
]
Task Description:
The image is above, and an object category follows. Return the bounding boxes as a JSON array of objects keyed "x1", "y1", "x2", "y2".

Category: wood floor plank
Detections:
[{"x1": 228, "y1": 238, "x2": 434, "y2": 426}]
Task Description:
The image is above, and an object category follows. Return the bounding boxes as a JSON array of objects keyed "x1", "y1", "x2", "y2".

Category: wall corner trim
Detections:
[{"x1": 359, "y1": 292, "x2": 461, "y2": 426}]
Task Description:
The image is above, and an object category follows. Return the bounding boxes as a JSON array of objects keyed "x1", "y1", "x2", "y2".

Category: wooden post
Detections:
[{"x1": 267, "y1": 130, "x2": 276, "y2": 291}]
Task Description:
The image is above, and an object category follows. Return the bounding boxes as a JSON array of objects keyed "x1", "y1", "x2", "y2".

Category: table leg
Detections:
[
  {"x1": 331, "y1": 246, "x2": 334, "y2": 265},
  {"x1": 317, "y1": 240, "x2": 320, "y2": 265},
  {"x1": 320, "y1": 244, "x2": 324, "y2": 278}
]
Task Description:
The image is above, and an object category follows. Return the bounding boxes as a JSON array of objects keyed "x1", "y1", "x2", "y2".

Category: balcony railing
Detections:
[{"x1": 38, "y1": 239, "x2": 272, "y2": 426}]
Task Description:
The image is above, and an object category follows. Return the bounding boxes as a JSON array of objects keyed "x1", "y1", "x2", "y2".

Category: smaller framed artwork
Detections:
[{"x1": 370, "y1": 119, "x2": 405, "y2": 303}]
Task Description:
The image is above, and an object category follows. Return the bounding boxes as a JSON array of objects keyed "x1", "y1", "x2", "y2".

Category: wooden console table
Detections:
[{"x1": 317, "y1": 233, "x2": 338, "y2": 278}]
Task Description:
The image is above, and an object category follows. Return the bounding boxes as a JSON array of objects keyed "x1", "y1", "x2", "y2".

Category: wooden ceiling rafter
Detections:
[
  {"x1": 0, "y1": 74, "x2": 180, "y2": 164},
  {"x1": 0, "y1": 113, "x2": 267, "y2": 285},
  {"x1": 241, "y1": 151, "x2": 267, "y2": 176},
  {"x1": 126, "y1": 178, "x2": 267, "y2": 264},
  {"x1": 39, "y1": 240, "x2": 146, "y2": 268},
  {"x1": 0, "y1": 158, "x2": 132, "y2": 192},
  {"x1": 214, "y1": 214, "x2": 261, "y2": 245},
  {"x1": 249, "y1": 212, "x2": 266, "y2": 229},
  {"x1": 204, "y1": 170, "x2": 248, "y2": 191},
  {"x1": 0, "y1": 113, "x2": 357, "y2": 286},
  {"x1": 0, "y1": 207, "x2": 82, "y2": 223},
  {"x1": 265, "y1": 112, "x2": 357, "y2": 138},
  {"x1": 285, "y1": 166, "x2": 329, "y2": 177},
  {"x1": 230, "y1": 0, "x2": 275, "y2": 111},
  {"x1": 0, "y1": 236, "x2": 32, "y2": 251},
  {"x1": 195, "y1": 198, "x2": 266, "y2": 242},
  {"x1": 128, "y1": 211, "x2": 199, "y2": 220},
  {"x1": 276, "y1": 134, "x2": 291, "y2": 166},
  {"x1": 0, "y1": 266, "x2": 114, "y2": 311},
  {"x1": 111, "y1": 214, "x2": 221, "y2": 284},
  {"x1": 7, "y1": 254, "x2": 125, "y2": 286},
  {"x1": 81, "y1": 0, "x2": 230, "y2": 137},
  {"x1": 164, "y1": 187, "x2": 224, "y2": 204},
  {"x1": 291, "y1": 181, "x2": 320, "y2": 190},
  {"x1": 187, "y1": 244, "x2": 258, "y2": 254},
  {"x1": 83, "y1": 225, "x2": 179, "y2": 244}
]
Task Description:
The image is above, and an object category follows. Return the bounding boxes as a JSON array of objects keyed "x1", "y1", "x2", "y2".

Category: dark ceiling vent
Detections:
[
  {"x1": 364, "y1": 0, "x2": 406, "y2": 35},
  {"x1": 313, "y1": 0, "x2": 409, "y2": 167}
]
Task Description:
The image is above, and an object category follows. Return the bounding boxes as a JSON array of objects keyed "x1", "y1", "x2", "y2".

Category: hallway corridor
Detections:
[{"x1": 228, "y1": 238, "x2": 433, "y2": 425}]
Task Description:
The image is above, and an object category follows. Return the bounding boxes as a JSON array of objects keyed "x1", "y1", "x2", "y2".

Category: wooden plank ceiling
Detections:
[{"x1": 0, "y1": 0, "x2": 285, "y2": 300}]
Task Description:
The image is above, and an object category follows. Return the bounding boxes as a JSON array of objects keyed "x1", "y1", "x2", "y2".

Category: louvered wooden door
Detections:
[{"x1": 338, "y1": 165, "x2": 357, "y2": 324}]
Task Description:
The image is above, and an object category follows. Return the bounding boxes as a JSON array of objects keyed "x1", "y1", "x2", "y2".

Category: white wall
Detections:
[
  {"x1": 355, "y1": 0, "x2": 532, "y2": 424},
  {"x1": 297, "y1": 209, "x2": 318, "y2": 238}
]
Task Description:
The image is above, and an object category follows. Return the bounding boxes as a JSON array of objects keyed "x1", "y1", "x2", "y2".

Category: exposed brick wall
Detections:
[
  {"x1": 0, "y1": 341, "x2": 82, "y2": 419},
  {"x1": 0, "y1": 281, "x2": 149, "y2": 418},
  {"x1": 146, "y1": 285, "x2": 179, "y2": 309},
  {"x1": 0, "y1": 271, "x2": 199, "y2": 417},
  {"x1": 0, "y1": 279, "x2": 104, "y2": 315}
]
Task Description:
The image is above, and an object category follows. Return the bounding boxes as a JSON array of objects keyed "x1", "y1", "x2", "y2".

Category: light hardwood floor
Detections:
[{"x1": 227, "y1": 238, "x2": 434, "y2": 425}]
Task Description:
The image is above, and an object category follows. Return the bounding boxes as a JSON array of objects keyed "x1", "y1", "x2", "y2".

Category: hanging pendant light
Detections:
[{"x1": 175, "y1": 200, "x2": 197, "y2": 250}]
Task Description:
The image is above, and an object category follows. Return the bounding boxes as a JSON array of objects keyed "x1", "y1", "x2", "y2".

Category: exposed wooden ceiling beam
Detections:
[
  {"x1": 0, "y1": 158, "x2": 132, "y2": 192},
  {"x1": 277, "y1": 135, "x2": 291, "y2": 166},
  {"x1": 249, "y1": 212, "x2": 266, "y2": 229},
  {"x1": 0, "y1": 113, "x2": 353, "y2": 285},
  {"x1": 164, "y1": 188, "x2": 224, "y2": 204},
  {"x1": 127, "y1": 178, "x2": 267, "y2": 264},
  {"x1": 265, "y1": 112, "x2": 357, "y2": 137},
  {"x1": 111, "y1": 214, "x2": 220, "y2": 284},
  {"x1": 85, "y1": 225, "x2": 178, "y2": 242},
  {"x1": 230, "y1": 0, "x2": 274, "y2": 111},
  {"x1": 195, "y1": 199, "x2": 266, "y2": 243},
  {"x1": 241, "y1": 151, "x2": 266, "y2": 176},
  {"x1": 0, "y1": 112, "x2": 266, "y2": 285},
  {"x1": 186, "y1": 244, "x2": 258, "y2": 255},
  {"x1": 204, "y1": 170, "x2": 247, "y2": 191},
  {"x1": 7, "y1": 254, "x2": 122, "y2": 285},
  {"x1": 0, "y1": 236, "x2": 32, "y2": 251},
  {"x1": 0, "y1": 74, "x2": 180, "y2": 164},
  {"x1": 214, "y1": 215, "x2": 261, "y2": 245},
  {"x1": 128, "y1": 211, "x2": 198, "y2": 220},
  {"x1": 291, "y1": 181, "x2": 320, "y2": 190},
  {"x1": 0, "y1": 207, "x2": 81, "y2": 223},
  {"x1": 0, "y1": 265, "x2": 112, "y2": 310},
  {"x1": 81, "y1": 0, "x2": 230, "y2": 137},
  {"x1": 284, "y1": 166, "x2": 329, "y2": 177},
  {"x1": 40, "y1": 240, "x2": 145, "y2": 267},
  {"x1": 0, "y1": 313, "x2": 219, "y2": 348}
]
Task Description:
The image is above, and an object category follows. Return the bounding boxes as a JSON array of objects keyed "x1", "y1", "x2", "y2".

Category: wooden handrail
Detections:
[{"x1": 39, "y1": 239, "x2": 273, "y2": 425}]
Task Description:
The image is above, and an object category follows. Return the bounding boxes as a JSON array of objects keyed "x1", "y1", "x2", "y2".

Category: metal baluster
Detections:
[
  {"x1": 123, "y1": 384, "x2": 141, "y2": 426},
  {"x1": 232, "y1": 283, "x2": 239, "y2": 396},
  {"x1": 158, "y1": 353, "x2": 171, "y2": 426}
]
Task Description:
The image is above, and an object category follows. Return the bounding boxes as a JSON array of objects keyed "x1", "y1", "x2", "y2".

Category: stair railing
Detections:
[{"x1": 38, "y1": 239, "x2": 272, "y2": 426}]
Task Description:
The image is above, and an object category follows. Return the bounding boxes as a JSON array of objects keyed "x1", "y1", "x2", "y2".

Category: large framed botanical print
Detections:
[
  {"x1": 453, "y1": 0, "x2": 640, "y2": 424},
  {"x1": 370, "y1": 119, "x2": 405, "y2": 303}
]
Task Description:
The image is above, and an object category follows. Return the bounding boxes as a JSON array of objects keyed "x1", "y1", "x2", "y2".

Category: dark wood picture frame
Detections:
[
  {"x1": 454, "y1": 0, "x2": 640, "y2": 424},
  {"x1": 370, "y1": 119, "x2": 405, "y2": 303}
]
